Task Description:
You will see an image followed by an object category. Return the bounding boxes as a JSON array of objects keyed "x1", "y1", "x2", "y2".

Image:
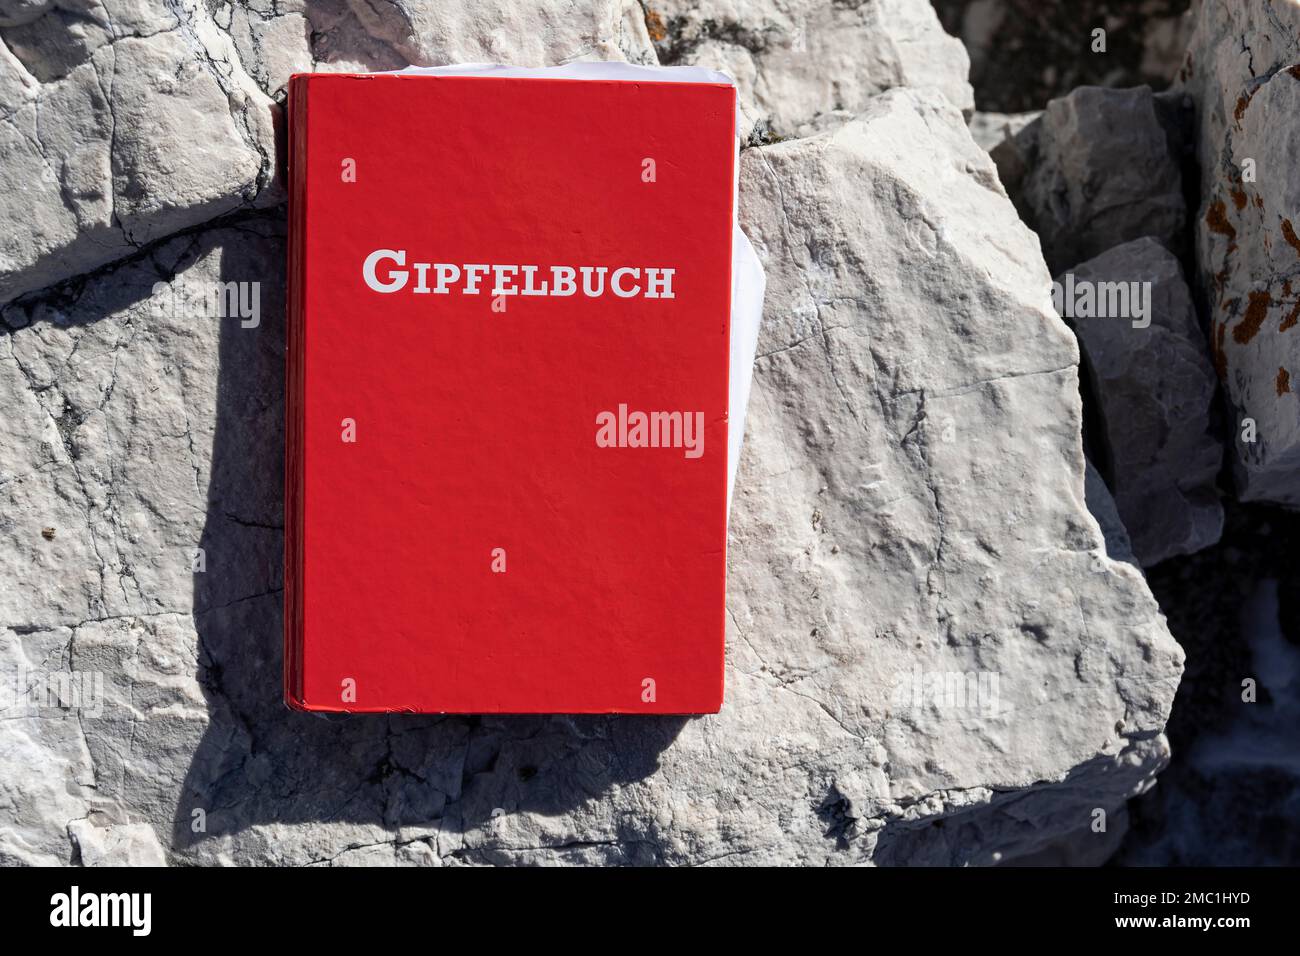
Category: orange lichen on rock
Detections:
[
  {"x1": 1234, "y1": 91, "x2": 1254, "y2": 125},
  {"x1": 1234, "y1": 290, "x2": 1272, "y2": 344},
  {"x1": 1212, "y1": 319, "x2": 1229, "y2": 381},
  {"x1": 1206, "y1": 198, "x2": 1237, "y2": 240},
  {"x1": 1283, "y1": 219, "x2": 1300, "y2": 258},
  {"x1": 1281, "y1": 290, "x2": 1300, "y2": 332},
  {"x1": 644, "y1": 9, "x2": 667, "y2": 43},
  {"x1": 1278, "y1": 367, "x2": 1291, "y2": 395},
  {"x1": 1231, "y1": 187, "x2": 1248, "y2": 210}
]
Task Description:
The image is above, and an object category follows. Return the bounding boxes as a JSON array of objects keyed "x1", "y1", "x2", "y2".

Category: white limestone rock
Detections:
[
  {"x1": 0, "y1": 0, "x2": 655, "y2": 306},
  {"x1": 212, "y1": 0, "x2": 656, "y2": 101},
  {"x1": 0, "y1": 3, "x2": 274, "y2": 304},
  {"x1": 968, "y1": 109, "x2": 1039, "y2": 153},
  {"x1": 647, "y1": 0, "x2": 973, "y2": 140},
  {"x1": 1085, "y1": 461, "x2": 1137, "y2": 569},
  {"x1": 1065, "y1": 238, "x2": 1224, "y2": 567},
  {"x1": 70, "y1": 820, "x2": 167, "y2": 866},
  {"x1": 1, "y1": 86, "x2": 1184, "y2": 866},
  {"x1": 0, "y1": 221, "x2": 285, "y2": 866},
  {"x1": 730, "y1": 88, "x2": 1181, "y2": 863},
  {"x1": 0, "y1": 623, "x2": 96, "y2": 865},
  {"x1": 343, "y1": 0, "x2": 656, "y2": 71},
  {"x1": 1177, "y1": 0, "x2": 1300, "y2": 506}
]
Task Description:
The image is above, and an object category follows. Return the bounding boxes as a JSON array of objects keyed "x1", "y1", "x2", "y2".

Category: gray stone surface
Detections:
[
  {"x1": 1177, "y1": 0, "x2": 1300, "y2": 506},
  {"x1": 341, "y1": 0, "x2": 657, "y2": 72},
  {"x1": 1085, "y1": 461, "x2": 1137, "y2": 569},
  {"x1": 0, "y1": 2, "x2": 275, "y2": 304},
  {"x1": 1066, "y1": 238, "x2": 1223, "y2": 567},
  {"x1": 968, "y1": 109, "x2": 1039, "y2": 152},
  {"x1": 648, "y1": 0, "x2": 973, "y2": 140},
  {"x1": 733, "y1": 89, "x2": 1180, "y2": 864},
  {"x1": 2, "y1": 83, "x2": 1183, "y2": 866},
  {"x1": 0, "y1": 0, "x2": 656, "y2": 307},
  {"x1": 1, "y1": 221, "x2": 286, "y2": 866},
  {"x1": 70, "y1": 819, "x2": 168, "y2": 865},
  {"x1": 217, "y1": 0, "x2": 656, "y2": 100},
  {"x1": 0, "y1": 3, "x2": 1188, "y2": 867},
  {"x1": 986, "y1": 108, "x2": 1041, "y2": 199},
  {"x1": 0, "y1": 0, "x2": 979, "y2": 305},
  {"x1": 1008, "y1": 85, "x2": 1186, "y2": 273}
]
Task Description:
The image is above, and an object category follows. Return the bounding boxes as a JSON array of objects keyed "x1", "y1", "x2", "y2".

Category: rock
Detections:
[
  {"x1": 0, "y1": 86, "x2": 1183, "y2": 865},
  {"x1": 0, "y1": 619, "x2": 96, "y2": 865},
  {"x1": 985, "y1": 110, "x2": 1042, "y2": 198},
  {"x1": 0, "y1": 220, "x2": 285, "y2": 866},
  {"x1": 0, "y1": 0, "x2": 657, "y2": 306},
  {"x1": 1085, "y1": 460, "x2": 1137, "y2": 568},
  {"x1": 218, "y1": 0, "x2": 656, "y2": 101},
  {"x1": 70, "y1": 820, "x2": 167, "y2": 866},
  {"x1": 0, "y1": 220, "x2": 283, "y2": 630},
  {"x1": 342, "y1": 0, "x2": 657, "y2": 71},
  {"x1": 647, "y1": 0, "x2": 973, "y2": 140},
  {"x1": 1011, "y1": 85, "x2": 1186, "y2": 273},
  {"x1": 933, "y1": 0, "x2": 1194, "y2": 113},
  {"x1": 1064, "y1": 237, "x2": 1223, "y2": 566},
  {"x1": 0, "y1": 4, "x2": 275, "y2": 305},
  {"x1": 1177, "y1": 0, "x2": 1300, "y2": 506},
  {"x1": 968, "y1": 109, "x2": 1039, "y2": 152},
  {"x1": 733, "y1": 87, "x2": 1181, "y2": 864}
]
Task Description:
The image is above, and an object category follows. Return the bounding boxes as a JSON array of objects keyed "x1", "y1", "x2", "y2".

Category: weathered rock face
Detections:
[
  {"x1": 70, "y1": 820, "x2": 168, "y2": 866},
  {"x1": 648, "y1": 0, "x2": 973, "y2": 139},
  {"x1": 0, "y1": 0, "x2": 656, "y2": 306},
  {"x1": 968, "y1": 109, "x2": 1038, "y2": 152},
  {"x1": 340, "y1": 0, "x2": 657, "y2": 71},
  {"x1": 1177, "y1": 0, "x2": 1300, "y2": 506},
  {"x1": 1065, "y1": 237, "x2": 1223, "y2": 567},
  {"x1": 1, "y1": 81, "x2": 1183, "y2": 865},
  {"x1": 934, "y1": 0, "x2": 1193, "y2": 113},
  {"x1": 217, "y1": 0, "x2": 656, "y2": 100},
  {"x1": 1085, "y1": 461, "x2": 1137, "y2": 568},
  {"x1": 982, "y1": 108, "x2": 1042, "y2": 199},
  {"x1": 0, "y1": 2, "x2": 1189, "y2": 867},
  {"x1": 0, "y1": 6, "x2": 274, "y2": 304},
  {"x1": 1008, "y1": 85, "x2": 1186, "y2": 273},
  {"x1": 732, "y1": 88, "x2": 1180, "y2": 864},
  {"x1": 1, "y1": 222, "x2": 284, "y2": 865}
]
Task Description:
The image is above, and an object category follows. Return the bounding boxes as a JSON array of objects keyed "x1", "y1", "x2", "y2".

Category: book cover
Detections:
[{"x1": 285, "y1": 69, "x2": 738, "y2": 713}]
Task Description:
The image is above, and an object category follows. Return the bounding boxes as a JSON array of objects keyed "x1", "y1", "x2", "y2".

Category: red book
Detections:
[{"x1": 285, "y1": 67, "x2": 740, "y2": 714}]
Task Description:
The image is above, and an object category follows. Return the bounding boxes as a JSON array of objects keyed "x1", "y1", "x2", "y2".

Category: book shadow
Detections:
[{"x1": 171, "y1": 224, "x2": 688, "y2": 860}]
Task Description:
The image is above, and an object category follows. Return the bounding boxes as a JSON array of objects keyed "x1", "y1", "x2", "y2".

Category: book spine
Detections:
[{"x1": 283, "y1": 75, "x2": 309, "y2": 709}]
